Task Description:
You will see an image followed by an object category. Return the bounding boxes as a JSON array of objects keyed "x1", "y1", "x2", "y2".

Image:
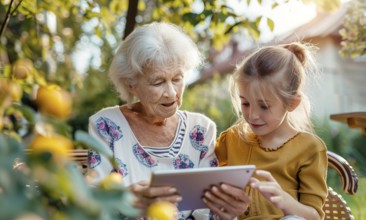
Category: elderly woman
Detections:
[{"x1": 88, "y1": 22, "x2": 248, "y2": 219}]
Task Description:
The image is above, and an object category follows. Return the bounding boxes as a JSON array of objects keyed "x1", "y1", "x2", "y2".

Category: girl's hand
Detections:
[
  {"x1": 129, "y1": 180, "x2": 182, "y2": 213},
  {"x1": 203, "y1": 184, "x2": 250, "y2": 220},
  {"x1": 250, "y1": 170, "x2": 320, "y2": 219},
  {"x1": 250, "y1": 170, "x2": 293, "y2": 211}
]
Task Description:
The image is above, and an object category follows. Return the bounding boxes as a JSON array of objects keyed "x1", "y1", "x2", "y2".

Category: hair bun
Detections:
[{"x1": 283, "y1": 43, "x2": 307, "y2": 66}]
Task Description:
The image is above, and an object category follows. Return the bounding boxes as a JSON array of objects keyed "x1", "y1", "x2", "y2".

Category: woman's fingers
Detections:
[
  {"x1": 129, "y1": 181, "x2": 181, "y2": 213},
  {"x1": 220, "y1": 184, "x2": 250, "y2": 203},
  {"x1": 203, "y1": 197, "x2": 236, "y2": 220},
  {"x1": 203, "y1": 184, "x2": 250, "y2": 219}
]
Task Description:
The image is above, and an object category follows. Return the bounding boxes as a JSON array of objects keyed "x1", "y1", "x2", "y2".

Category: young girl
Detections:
[{"x1": 213, "y1": 43, "x2": 328, "y2": 219}]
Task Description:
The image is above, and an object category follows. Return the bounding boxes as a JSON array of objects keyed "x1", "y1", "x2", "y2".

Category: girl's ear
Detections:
[{"x1": 288, "y1": 94, "x2": 301, "y2": 112}]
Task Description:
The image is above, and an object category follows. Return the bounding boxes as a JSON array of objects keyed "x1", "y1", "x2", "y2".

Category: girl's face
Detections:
[
  {"x1": 238, "y1": 83, "x2": 291, "y2": 137},
  {"x1": 130, "y1": 69, "x2": 184, "y2": 119}
]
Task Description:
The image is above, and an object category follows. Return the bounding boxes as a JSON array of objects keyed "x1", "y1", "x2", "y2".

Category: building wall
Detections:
[{"x1": 305, "y1": 38, "x2": 366, "y2": 122}]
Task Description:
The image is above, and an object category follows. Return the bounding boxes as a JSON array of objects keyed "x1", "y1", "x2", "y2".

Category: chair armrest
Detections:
[{"x1": 327, "y1": 151, "x2": 358, "y2": 194}]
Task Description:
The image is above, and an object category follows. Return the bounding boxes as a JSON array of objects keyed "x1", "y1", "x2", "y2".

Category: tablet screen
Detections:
[{"x1": 150, "y1": 165, "x2": 256, "y2": 211}]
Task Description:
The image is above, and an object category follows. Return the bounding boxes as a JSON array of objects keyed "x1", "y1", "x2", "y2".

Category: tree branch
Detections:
[
  {"x1": 0, "y1": 0, "x2": 15, "y2": 39},
  {"x1": 123, "y1": 0, "x2": 138, "y2": 40}
]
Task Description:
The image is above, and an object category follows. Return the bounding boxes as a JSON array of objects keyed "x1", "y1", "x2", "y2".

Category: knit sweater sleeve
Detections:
[
  {"x1": 215, "y1": 131, "x2": 229, "y2": 166},
  {"x1": 298, "y1": 136, "x2": 328, "y2": 219}
]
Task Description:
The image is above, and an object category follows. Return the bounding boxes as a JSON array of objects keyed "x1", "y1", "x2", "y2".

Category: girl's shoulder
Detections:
[
  {"x1": 296, "y1": 132, "x2": 327, "y2": 151},
  {"x1": 217, "y1": 125, "x2": 242, "y2": 142}
]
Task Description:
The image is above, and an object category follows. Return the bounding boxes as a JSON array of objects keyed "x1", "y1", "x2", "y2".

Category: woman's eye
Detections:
[
  {"x1": 260, "y1": 105, "x2": 269, "y2": 110},
  {"x1": 242, "y1": 103, "x2": 249, "y2": 107},
  {"x1": 152, "y1": 81, "x2": 163, "y2": 86}
]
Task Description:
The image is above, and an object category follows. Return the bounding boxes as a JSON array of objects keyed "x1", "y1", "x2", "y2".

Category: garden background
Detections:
[{"x1": 1, "y1": 0, "x2": 365, "y2": 219}]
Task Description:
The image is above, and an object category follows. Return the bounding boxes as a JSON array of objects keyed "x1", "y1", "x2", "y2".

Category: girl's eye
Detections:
[
  {"x1": 173, "y1": 78, "x2": 182, "y2": 82},
  {"x1": 242, "y1": 102, "x2": 250, "y2": 107},
  {"x1": 260, "y1": 105, "x2": 269, "y2": 110}
]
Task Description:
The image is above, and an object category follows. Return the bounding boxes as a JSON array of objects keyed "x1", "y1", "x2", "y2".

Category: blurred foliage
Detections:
[
  {"x1": 0, "y1": 130, "x2": 140, "y2": 219},
  {"x1": 314, "y1": 118, "x2": 366, "y2": 219},
  {"x1": 182, "y1": 74, "x2": 237, "y2": 135},
  {"x1": 339, "y1": 0, "x2": 366, "y2": 58}
]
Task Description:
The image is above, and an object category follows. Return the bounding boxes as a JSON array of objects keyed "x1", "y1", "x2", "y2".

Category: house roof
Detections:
[
  {"x1": 280, "y1": 2, "x2": 349, "y2": 42},
  {"x1": 194, "y1": 2, "x2": 351, "y2": 85}
]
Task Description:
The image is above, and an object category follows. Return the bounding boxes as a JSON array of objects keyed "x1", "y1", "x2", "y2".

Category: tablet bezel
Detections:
[{"x1": 150, "y1": 165, "x2": 256, "y2": 211}]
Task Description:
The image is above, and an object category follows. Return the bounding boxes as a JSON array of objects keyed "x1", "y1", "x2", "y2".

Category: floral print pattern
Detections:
[
  {"x1": 96, "y1": 117, "x2": 123, "y2": 151},
  {"x1": 133, "y1": 144, "x2": 158, "y2": 167},
  {"x1": 199, "y1": 146, "x2": 208, "y2": 159},
  {"x1": 209, "y1": 157, "x2": 218, "y2": 167},
  {"x1": 189, "y1": 125, "x2": 206, "y2": 150},
  {"x1": 173, "y1": 154, "x2": 194, "y2": 169},
  {"x1": 88, "y1": 151, "x2": 101, "y2": 168},
  {"x1": 111, "y1": 158, "x2": 128, "y2": 177}
]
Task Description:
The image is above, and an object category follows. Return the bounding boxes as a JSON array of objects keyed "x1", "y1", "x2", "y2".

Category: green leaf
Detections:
[
  {"x1": 92, "y1": 189, "x2": 140, "y2": 217},
  {"x1": 75, "y1": 130, "x2": 112, "y2": 158},
  {"x1": 11, "y1": 103, "x2": 37, "y2": 124},
  {"x1": 267, "y1": 18, "x2": 275, "y2": 31}
]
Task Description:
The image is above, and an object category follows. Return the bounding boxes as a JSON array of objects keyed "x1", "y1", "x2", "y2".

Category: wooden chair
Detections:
[
  {"x1": 324, "y1": 151, "x2": 358, "y2": 220},
  {"x1": 70, "y1": 149, "x2": 89, "y2": 174}
]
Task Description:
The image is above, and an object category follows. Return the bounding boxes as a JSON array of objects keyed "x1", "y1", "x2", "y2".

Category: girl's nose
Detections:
[{"x1": 248, "y1": 107, "x2": 259, "y2": 120}]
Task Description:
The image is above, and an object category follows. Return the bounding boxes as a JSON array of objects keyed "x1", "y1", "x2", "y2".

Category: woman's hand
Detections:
[
  {"x1": 129, "y1": 180, "x2": 182, "y2": 213},
  {"x1": 203, "y1": 184, "x2": 250, "y2": 220}
]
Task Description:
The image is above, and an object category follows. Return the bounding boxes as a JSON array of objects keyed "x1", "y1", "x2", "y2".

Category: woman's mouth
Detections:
[{"x1": 162, "y1": 101, "x2": 175, "y2": 107}]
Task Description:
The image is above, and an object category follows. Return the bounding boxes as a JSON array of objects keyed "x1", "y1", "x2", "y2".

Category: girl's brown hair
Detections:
[{"x1": 229, "y1": 42, "x2": 319, "y2": 141}]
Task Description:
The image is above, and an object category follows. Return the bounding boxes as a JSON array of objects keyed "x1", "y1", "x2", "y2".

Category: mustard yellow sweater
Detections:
[{"x1": 216, "y1": 129, "x2": 328, "y2": 220}]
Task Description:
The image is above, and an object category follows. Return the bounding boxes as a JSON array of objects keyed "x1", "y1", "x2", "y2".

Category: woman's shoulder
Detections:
[
  {"x1": 89, "y1": 105, "x2": 121, "y2": 121},
  {"x1": 180, "y1": 110, "x2": 215, "y2": 125}
]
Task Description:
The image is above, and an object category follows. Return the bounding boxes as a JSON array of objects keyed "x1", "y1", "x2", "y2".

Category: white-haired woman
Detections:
[{"x1": 88, "y1": 22, "x2": 249, "y2": 219}]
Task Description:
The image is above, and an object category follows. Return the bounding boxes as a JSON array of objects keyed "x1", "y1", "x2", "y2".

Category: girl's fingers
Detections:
[{"x1": 254, "y1": 170, "x2": 277, "y2": 182}]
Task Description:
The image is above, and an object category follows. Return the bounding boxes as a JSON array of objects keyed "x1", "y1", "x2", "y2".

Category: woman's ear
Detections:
[
  {"x1": 124, "y1": 78, "x2": 135, "y2": 93},
  {"x1": 288, "y1": 94, "x2": 301, "y2": 112}
]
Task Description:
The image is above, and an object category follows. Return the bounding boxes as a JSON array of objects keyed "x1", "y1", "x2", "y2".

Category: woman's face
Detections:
[{"x1": 130, "y1": 69, "x2": 185, "y2": 119}]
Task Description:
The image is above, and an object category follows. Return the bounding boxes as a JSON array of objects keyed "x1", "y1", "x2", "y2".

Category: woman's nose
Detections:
[{"x1": 164, "y1": 82, "x2": 177, "y2": 98}]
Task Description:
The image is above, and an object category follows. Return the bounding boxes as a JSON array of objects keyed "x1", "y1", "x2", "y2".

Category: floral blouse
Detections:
[{"x1": 88, "y1": 106, "x2": 218, "y2": 219}]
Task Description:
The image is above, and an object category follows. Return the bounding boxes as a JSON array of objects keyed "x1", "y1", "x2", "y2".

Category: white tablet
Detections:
[{"x1": 150, "y1": 165, "x2": 256, "y2": 211}]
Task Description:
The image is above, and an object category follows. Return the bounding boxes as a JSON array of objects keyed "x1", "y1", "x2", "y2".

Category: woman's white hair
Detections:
[{"x1": 108, "y1": 22, "x2": 203, "y2": 107}]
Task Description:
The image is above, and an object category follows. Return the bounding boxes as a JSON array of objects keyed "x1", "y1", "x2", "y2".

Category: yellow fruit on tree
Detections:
[
  {"x1": 12, "y1": 58, "x2": 33, "y2": 79},
  {"x1": 147, "y1": 201, "x2": 178, "y2": 220},
  {"x1": 8, "y1": 81, "x2": 23, "y2": 101},
  {"x1": 36, "y1": 84, "x2": 72, "y2": 119},
  {"x1": 28, "y1": 134, "x2": 73, "y2": 159},
  {"x1": 99, "y1": 172, "x2": 124, "y2": 190}
]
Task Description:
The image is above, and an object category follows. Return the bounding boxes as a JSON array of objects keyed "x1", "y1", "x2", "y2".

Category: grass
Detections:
[
  {"x1": 328, "y1": 171, "x2": 366, "y2": 219},
  {"x1": 343, "y1": 177, "x2": 366, "y2": 219}
]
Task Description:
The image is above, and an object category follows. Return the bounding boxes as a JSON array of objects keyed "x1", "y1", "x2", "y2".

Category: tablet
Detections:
[{"x1": 150, "y1": 165, "x2": 256, "y2": 211}]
